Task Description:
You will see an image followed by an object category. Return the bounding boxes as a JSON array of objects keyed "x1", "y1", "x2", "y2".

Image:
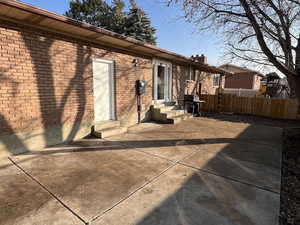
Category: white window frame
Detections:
[
  {"x1": 153, "y1": 59, "x2": 172, "y2": 103},
  {"x1": 213, "y1": 74, "x2": 221, "y2": 87},
  {"x1": 186, "y1": 66, "x2": 196, "y2": 81},
  {"x1": 190, "y1": 67, "x2": 196, "y2": 81}
]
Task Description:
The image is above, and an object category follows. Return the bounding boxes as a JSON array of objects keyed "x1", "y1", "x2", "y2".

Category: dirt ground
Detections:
[{"x1": 280, "y1": 128, "x2": 300, "y2": 225}]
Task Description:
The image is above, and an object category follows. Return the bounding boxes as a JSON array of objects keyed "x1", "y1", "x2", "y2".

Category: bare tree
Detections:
[{"x1": 167, "y1": 0, "x2": 300, "y2": 101}]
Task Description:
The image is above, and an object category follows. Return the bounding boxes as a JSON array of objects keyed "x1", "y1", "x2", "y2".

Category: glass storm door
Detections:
[
  {"x1": 153, "y1": 60, "x2": 172, "y2": 103},
  {"x1": 157, "y1": 65, "x2": 166, "y2": 101}
]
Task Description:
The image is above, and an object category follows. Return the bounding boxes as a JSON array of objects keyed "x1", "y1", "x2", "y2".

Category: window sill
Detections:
[{"x1": 186, "y1": 80, "x2": 195, "y2": 83}]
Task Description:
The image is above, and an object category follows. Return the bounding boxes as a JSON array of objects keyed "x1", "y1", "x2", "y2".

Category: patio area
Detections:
[{"x1": 0, "y1": 116, "x2": 282, "y2": 225}]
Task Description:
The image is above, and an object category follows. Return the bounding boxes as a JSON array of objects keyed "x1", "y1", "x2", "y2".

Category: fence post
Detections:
[{"x1": 217, "y1": 88, "x2": 222, "y2": 112}]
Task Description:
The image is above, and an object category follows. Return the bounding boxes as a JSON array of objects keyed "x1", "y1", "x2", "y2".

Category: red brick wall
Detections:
[
  {"x1": 225, "y1": 72, "x2": 257, "y2": 89},
  {"x1": 198, "y1": 72, "x2": 225, "y2": 95},
  {"x1": 0, "y1": 20, "x2": 152, "y2": 154},
  {"x1": 172, "y1": 64, "x2": 188, "y2": 101},
  {"x1": 172, "y1": 65, "x2": 218, "y2": 100}
]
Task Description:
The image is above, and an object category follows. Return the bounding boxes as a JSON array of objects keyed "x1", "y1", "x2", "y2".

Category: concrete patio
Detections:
[{"x1": 0, "y1": 116, "x2": 281, "y2": 225}]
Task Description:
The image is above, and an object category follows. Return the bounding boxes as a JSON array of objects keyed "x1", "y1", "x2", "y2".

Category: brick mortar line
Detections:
[{"x1": 8, "y1": 157, "x2": 88, "y2": 225}]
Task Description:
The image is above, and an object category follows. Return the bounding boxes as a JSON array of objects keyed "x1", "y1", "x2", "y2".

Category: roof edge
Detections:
[
  {"x1": 0, "y1": 0, "x2": 190, "y2": 61},
  {"x1": 219, "y1": 64, "x2": 264, "y2": 77},
  {"x1": 0, "y1": 0, "x2": 229, "y2": 74}
]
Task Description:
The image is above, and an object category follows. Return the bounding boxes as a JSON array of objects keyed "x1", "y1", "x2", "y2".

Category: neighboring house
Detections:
[
  {"x1": 217, "y1": 64, "x2": 265, "y2": 97},
  {"x1": 219, "y1": 64, "x2": 264, "y2": 90},
  {"x1": 0, "y1": 0, "x2": 226, "y2": 157}
]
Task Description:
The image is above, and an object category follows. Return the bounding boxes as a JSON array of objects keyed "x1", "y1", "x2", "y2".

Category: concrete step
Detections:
[
  {"x1": 151, "y1": 104, "x2": 165, "y2": 109},
  {"x1": 94, "y1": 120, "x2": 121, "y2": 131},
  {"x1": 164, "y1": 101, "x2": 176, "y2": 106},
  {"x1": 151, "y1": 103, "x2": 177, "y2": 110},
  {"x1": 159, "y1": 106, "x2": 177, "y2": 113},
  {"x1": 163, "y1": 110, "x2": 185, "y2": 118},
  {"x1": 151, "y1": 103, "x2": 191, "y2": 125},
  {"x1": 93, "y1": 126, "x2": 127, "y2": 139},
  {"x1": 152, "y1": 107, "x2": 184, "y2": 117},
  {"x1": 167, "y1": 113, "x2": 193, "y2": 124},
  {"x1": 155, "y1": 113, "x2": 193, "y2": 124}
]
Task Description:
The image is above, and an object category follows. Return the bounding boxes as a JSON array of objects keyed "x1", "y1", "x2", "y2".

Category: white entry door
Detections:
[
  {"x1": 92, "y1": 59, "x2": 115, "y2": 122},
  {"x1": 153, "y1": 59, "x2": 172, "y2": 103}
]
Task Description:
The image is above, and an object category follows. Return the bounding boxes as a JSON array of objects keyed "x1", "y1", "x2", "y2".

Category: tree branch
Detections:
[{"x1": 239, "y1": 0, "x2": 296, "y2": 76}]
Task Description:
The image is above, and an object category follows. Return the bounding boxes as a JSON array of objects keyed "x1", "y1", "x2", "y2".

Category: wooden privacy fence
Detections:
[{"x1": 201, "y1": 94, "x2": 300, "y2": 120}]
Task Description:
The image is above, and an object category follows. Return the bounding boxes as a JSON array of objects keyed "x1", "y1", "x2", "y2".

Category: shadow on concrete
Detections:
[
  {"x1": 19, "y1": 137, "x2": 270, "y2": 153},
  {"x1": 204, "y1": 113, "x2": 300, "y2": 128},
  {"x1": 131, "y1": 121, "x2": 281, "y2": 225},
  {"x1": 0, "y1": 114, "x2": 283, "y2": 224},
  {"x1": 134, "y1": 174, "x2": 257, "y2": 225}
]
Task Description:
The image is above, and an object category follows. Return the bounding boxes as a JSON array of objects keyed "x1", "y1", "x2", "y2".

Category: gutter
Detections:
[{"x1": 0, "y1": 0, "x2": 228, "y2": 74}]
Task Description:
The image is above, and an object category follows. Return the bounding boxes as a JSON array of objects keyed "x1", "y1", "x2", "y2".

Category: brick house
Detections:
[
  {"x1": 219, "y1": 64, "x2": 264, "y2": 90},
  {"x1": 187, "y1": 54, "x2": 226, "y2": 95},
  {"x1": 0, "y1": 0, "x2": 225, "y2": 157}
]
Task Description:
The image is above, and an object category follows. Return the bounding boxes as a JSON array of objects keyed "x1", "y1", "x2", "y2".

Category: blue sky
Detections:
[{"x1": 20, "y1": 0, "x2": 223, "y2": 65}]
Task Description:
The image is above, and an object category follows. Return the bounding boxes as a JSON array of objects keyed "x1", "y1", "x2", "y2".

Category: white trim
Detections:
[
  {"x1": 189, "y1": 66, "x2": 196, "y2": 81},
  {"x1": 212, "y1": 74, "x2": 220, "y2": 88},
  {"x1": 153, "y1": 64, "x2": 158, "y2": 102},
  {"x1": 93, "y1": 58, "x2": 115, "y2": 65},
  {"x1": 152, "y1": 59, "x2": 173, "y2": 104},
  {"x1": 168, "y1": 65, "x2": 173, "y2": 102},
  {"x1": 153, "y1": 58, "x2": 172, "y2": 66},
  {"x1": 92, "y1": 58, "x2": 116, "y2": 122}
]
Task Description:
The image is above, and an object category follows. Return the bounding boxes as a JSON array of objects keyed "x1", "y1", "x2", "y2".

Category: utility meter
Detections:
[{"x1": 136, "y1": 80, "x2": 146, "y2": 95}]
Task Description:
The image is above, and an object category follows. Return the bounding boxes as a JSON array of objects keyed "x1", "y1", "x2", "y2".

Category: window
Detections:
[
  {"x1": 185, "y1": 67, "x2": 190, "y2": 80},
  {"x1": 187, "y1": 66, "x2": 196, "y2": 81},
  {"x1": 213, "y1": 74, "x2": 220, "y2": 87},
  {"x1": 190, "y1": 67, "x2": 196, "y2": 81}
]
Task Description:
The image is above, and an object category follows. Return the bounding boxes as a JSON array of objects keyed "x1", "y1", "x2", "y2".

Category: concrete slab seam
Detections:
[
  {"x1": 8, "y1": 157, "x2": 88, "y2": 225},
  {"x1": 190, "y1": 147, "x2": 281, "y2": 170},
  {"x1": 89, "y1": 162, "x2": 177, "y2": 223},
  {"x1": 89, "y1": 149, "x2": 199, "y2": 224},
  {"x1": 178, "y1": 161, "x2": 280, "y2": 195}
]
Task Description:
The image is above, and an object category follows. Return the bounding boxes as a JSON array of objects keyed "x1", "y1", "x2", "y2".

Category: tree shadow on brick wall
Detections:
[
  {"x1": 113, "y1": 58, "x2": 152, "y2": 123},
  {"x1": 0, "y1": 72, "x2": 29, "y2": 155},
  {"x1": 0, "y1": 25, "x2": 153, "y2": 156},
  {"x1": 173, "y1": 65, "x2": 187, "y2": 102},
  {"x1": 1, "y1": 30, "x2": 102, "y2": 156},
  {"x1": 20, "y1": 32, "x2": 93, "y2": 148}
]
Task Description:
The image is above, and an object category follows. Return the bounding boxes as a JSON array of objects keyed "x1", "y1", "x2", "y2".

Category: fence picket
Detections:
[{"x1": 201, "y1": 94, "x2": 299, "y2": 120}]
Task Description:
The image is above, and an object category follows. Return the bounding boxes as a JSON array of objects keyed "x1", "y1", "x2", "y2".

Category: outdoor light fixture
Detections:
[{"x1": 132, "y1": 58, "x2": 139, "y2": 67}]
